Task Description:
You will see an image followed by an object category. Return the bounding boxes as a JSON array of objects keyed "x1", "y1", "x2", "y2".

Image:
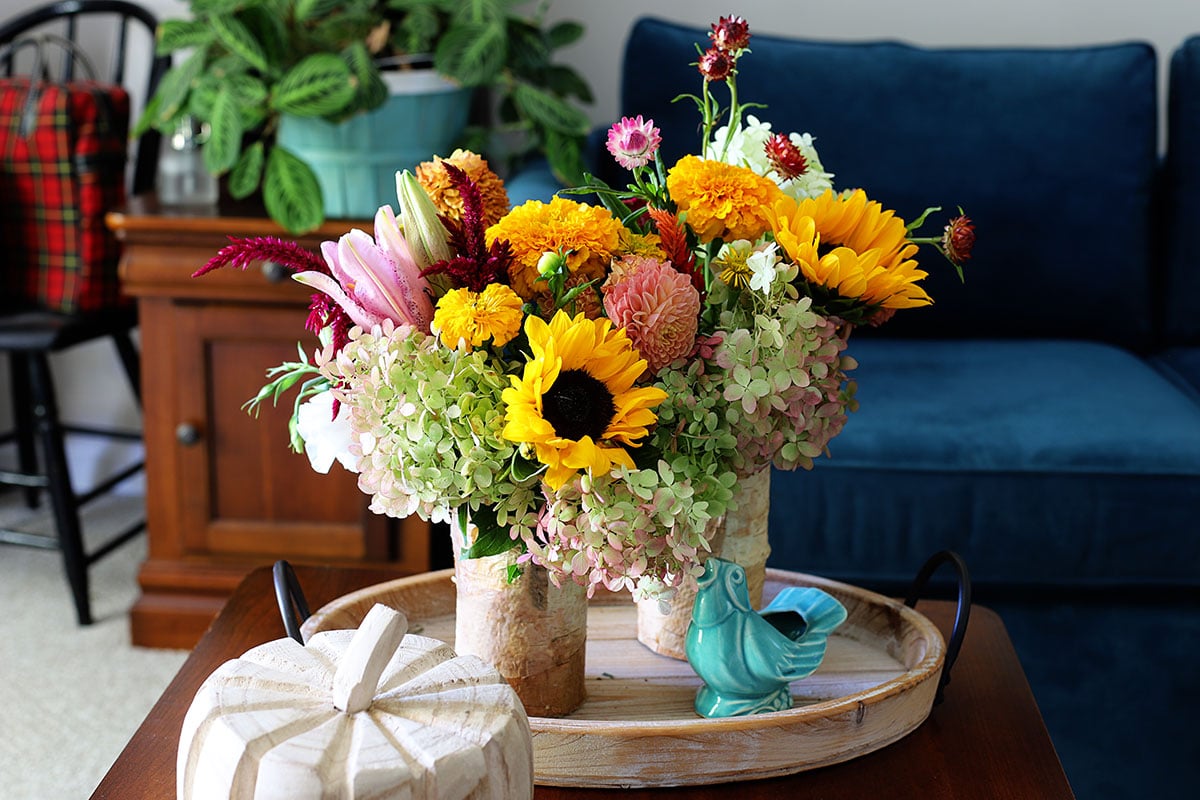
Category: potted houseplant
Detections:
[{"x1": 136, "y1": 0, "x2": 592, "y2": 233}]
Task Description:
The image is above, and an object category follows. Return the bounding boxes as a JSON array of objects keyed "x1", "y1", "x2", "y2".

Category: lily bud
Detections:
[{"x1": 395, "y1": 169, "x2": 453, "y2": 271}]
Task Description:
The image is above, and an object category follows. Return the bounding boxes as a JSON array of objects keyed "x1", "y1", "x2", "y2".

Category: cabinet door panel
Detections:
[{"x1": 178, "y1": 302, "x2": 365, "y2": 560}]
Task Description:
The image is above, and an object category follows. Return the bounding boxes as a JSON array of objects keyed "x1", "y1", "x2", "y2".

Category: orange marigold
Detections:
[
  {"x1": 486, "y1": 197, "x2": 625, "y2": 308},
  {"x1": 665, "y1": 155, "x2": 784, "y2": 243},
  {"x1": 416, "y1": 149, "x2": 510, "y2": 227}
]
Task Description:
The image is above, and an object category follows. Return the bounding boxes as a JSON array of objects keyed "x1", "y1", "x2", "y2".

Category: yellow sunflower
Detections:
[
  {"x1": 767, "y1": 191, "x2": 932, "y2": 310},
  {"x1": 502, "y1": 311, "x2": 667, "y2": 490},
  {"x1": 666, "y1": 155, "x2": 784, "y2": 243},
  {"x1": 486, "y1": 197, "x2": 625, "y2": 309},
  {"x1": 432, "y1": 283, "x2": 525, "y2": 350}
]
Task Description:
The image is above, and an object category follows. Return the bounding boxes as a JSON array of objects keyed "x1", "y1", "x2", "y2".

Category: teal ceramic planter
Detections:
[{"x1": 277, "y1": 70, "x2": 471, "y2": 220}]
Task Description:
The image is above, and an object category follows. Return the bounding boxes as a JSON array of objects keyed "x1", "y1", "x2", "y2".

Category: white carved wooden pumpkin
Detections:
[{"x1": 178, "y1": 604, "x2": 533, "y2": 800}]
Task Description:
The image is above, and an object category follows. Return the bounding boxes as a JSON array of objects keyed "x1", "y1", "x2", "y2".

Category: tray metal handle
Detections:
[
  {"x1": 273, "y1": 560, "x2": 311, "y2": 644},
  {"x1": 904, "y1": 550, "x2": 972, "y2": 705}
]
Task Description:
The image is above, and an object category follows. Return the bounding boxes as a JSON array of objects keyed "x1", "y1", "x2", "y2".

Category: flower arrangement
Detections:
[{"x1": 198, "y1": 15, "x2": 973, "y2": 602}]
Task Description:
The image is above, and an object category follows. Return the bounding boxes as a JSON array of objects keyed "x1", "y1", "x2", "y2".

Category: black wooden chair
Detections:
[{"x1": 0, "y1": 1, "x2": 168, "y2": 625}]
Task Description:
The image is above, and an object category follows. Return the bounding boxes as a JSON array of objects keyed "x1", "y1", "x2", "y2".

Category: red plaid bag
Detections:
[{"x1": 0, "y1": 72, "x2": 130, "y2": 313}]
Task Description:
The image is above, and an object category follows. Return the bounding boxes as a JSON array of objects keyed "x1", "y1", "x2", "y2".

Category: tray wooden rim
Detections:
[{"x1": 303, "y1": 567, "x2": 947, "y2": 787}]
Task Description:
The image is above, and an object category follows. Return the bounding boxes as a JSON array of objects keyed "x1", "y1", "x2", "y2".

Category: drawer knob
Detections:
[
  {"x1": 261, "y1": 261, "x2": 289, "y2": 283},
  {"x1": 175, "y1": 423, "x2": 201, "y2": 446}
]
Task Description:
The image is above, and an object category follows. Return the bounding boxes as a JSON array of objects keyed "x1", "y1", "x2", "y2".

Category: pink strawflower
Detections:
[
  {"x1": 603, "y1": 256, "x2": 701, "y2": 372},
  {"x1": 606, "y1": 115, "x2": 662, "y2": 170}
]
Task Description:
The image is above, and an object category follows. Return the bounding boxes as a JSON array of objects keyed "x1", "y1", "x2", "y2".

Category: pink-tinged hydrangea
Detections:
[
  {"x1": 606, "y1": 115, "x2": 662, "y2": 170},
  {"x1": 603, "y1": 255, "x2": 701, "y2": 372},
  {"x1": 514, "y1": 467, "x2": 731, "y2": 601}
]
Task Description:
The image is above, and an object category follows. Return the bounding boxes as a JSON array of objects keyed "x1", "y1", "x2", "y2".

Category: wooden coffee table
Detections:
[{"x1": 90, "y1": 565, "x2": 1075, "y2": 799}]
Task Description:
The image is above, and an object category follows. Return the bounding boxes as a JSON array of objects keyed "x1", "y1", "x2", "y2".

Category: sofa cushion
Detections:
[
  {"x1": 1165, "y1": 36, "x2": 1200, "y2": 345},
  {"x1": 619, "y1": 18, "x2": 1160, "y2": 348},
  {"x1": 767, "y1": 339, "x2": 1200, "y2": 586},
  {"x1": 1153, "y1": 346, "x2": 1200, "y2": 403}
]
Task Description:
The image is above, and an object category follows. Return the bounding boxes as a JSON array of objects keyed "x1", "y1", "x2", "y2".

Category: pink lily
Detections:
[{"x1": 293, "y1": 208, "x2": 434, "y2": 332}]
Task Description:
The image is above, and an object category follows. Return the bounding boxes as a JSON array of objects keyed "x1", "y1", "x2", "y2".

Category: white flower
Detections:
[
  {"x1": 708, "y1": 115, "x2": 835, "y2": 201},
  {"x1": 748, "y1": 243, "x2": 781, "y2": 294},
  {"x1": 295, "y1": 391, "x2": 357, "y2": 474}
]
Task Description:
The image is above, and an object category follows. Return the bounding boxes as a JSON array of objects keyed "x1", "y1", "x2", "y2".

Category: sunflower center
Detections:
[{"x1": 542, "y1": 369, "x2": 616, "y2": 441}]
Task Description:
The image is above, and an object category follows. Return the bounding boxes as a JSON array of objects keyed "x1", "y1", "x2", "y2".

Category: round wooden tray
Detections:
[{"x1": 301, "y1": 567, "x2": 945, "y2": 788}]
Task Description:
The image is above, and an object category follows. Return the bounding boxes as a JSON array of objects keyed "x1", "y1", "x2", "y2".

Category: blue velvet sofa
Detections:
[{"x1": 509, "y1": 18, "x2": 1200, "y2": 799}]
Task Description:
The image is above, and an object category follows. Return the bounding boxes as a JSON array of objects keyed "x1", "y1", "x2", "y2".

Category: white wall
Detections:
[{"x1": 0, "y1": 0, "x2": 1196, "y2": 489}]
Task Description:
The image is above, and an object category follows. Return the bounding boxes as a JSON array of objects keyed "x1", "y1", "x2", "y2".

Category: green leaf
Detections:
[
  {"x1": 223, "y1": 74, "x2": 270, "y2": 129},
  {"x1": 461, "y1": 505, "x2": 518, "y2": 559},
  {"x1": 132, "y1": 92, "x2": 162, "y2": 138},
  {"x1": 545, "y1": 129, "x2": 585, "y2": 186},
  {"x1": 295, "y1": 0, "x2": 344, "y2": 22},
  {"x1": 228, "y1": 141, "x2": 265, "y2": 199},
  {"x1": 435, "y1": 22, "x2": 506, "y2": 87},
  {"x1": 342, "y1": 42, "x2": 387, "y2": 115},
  {"x1": 264, "y1": 146, "x2": 324, "y2": 233},
  {"x1": 543, "y1": 65, "x2": 593, "y2": 104},
  {"x1": 239, "y1": 5, "x2": 289, "y2": 71},
  {"x1": 546, "y1": 21, "x2": 585, "y2": 49},
  {"x1": 202, "y1": 89, "x2": 243, "y2": 174},
  {"x1": 906, "y1": 205, "x2": 943, "y2": 233},
  {"x1": 271, "y1": 53, "x2": 358, "y2": 118},
  {"x1": 150, "y1": 50, "x2": 206, "y2": 125},
  {"x1": 512, "y1": 82, "x2": 589, "y2": 136},
  {"x1": 211, "y1": 14, "x2": 270, "y2": 74},
  {"x1": 156, "y1": 19, "x2": 213, "y2": 55}
]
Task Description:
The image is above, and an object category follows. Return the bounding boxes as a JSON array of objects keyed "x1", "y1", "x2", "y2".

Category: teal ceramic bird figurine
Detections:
[{"x1": 685, "y1": 557, "x2": 848, "y2": 718}]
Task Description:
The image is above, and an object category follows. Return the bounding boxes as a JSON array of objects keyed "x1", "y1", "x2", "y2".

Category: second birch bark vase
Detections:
[
  {"x1": 452, "y1": 523, "x2": 588, "y2": 717},
  {"x1": 636, "y1": 466, "x2": 772, "y2": 660}
]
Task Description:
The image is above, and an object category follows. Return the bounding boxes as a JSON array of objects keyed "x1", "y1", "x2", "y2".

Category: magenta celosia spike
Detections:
[{"x1": 192, "y1": 236, "x2": 329, "y2": 278}]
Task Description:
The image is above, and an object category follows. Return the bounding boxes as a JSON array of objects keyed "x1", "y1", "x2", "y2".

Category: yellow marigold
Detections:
[
  {"x1": 666, "y1": 155, "x2": 784, "y2": 243},
  {"x1": 767, "y1": 196, "x2": 932, "y2": 310},
  {"x1": 618, "y1": 228, "x2": 664, "y2": 260},
  {"x1": 432, "y1": 283, "x2": 524, "y2": 350},
  {"x1": 416, "y1": 149, "x2": 510, "y2": 227},
  {"x1": 486, "y1": 197, "x2": 625, "y2": 307}
]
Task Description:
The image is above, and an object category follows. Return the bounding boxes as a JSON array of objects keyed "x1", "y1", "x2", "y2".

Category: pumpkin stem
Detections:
[{"x1": 332, "y1": 604, "x2": 409, "y2": 714}]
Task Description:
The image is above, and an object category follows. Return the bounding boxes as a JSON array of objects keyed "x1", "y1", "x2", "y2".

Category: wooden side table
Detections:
[
  {"x1": 107, "y1": 199, "x2": 430, "y2": 649},
  {"x1": 91, "y1": 565, "x2": 1075, "y2": 799}
]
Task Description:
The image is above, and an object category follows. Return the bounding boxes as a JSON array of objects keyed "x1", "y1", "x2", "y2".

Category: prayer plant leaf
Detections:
[
  {"x1": 264, "y1": 146, "x2": 324, "y2": 234},
  {"x1": 435, "y1": 21, "x2": 506, "y2": 87},
  {"x1": 202, "y1": 89, "x2": 243, "y2": 174},
  {"x1": 155, "y1": 19, "x2": 213, "y2": 55},
  {"x1": 513, "y1": 82, "x2": 589, "y2": 136},
  {"x1": 211, "y1": 14, "x2": 270, "y2": 75},
  {"x1": 228, "y1": 141, "x2": 265, "y2": 199},
  {"x1": 271, "y1": 53, "x2": 358, "y2": 118}
]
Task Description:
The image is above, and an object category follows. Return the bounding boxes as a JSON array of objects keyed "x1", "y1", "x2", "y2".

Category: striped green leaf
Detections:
[
  {"x1": 435, "y1": 22, "x2": 506, "y2": 87},
  {"x1": 513, "y1": 82, "x2": 589, "y2": 136},
  {"x1": 271, "y1": 54, "x2": 357, "y2": 118},
  {"x1": 202, "y1": 89, "x2": 243, "y2": 174},
  {"x1": 228, "y1": 141, "x2": 265, "y2": 199},
  {"x1": 151, "y1": 50, "x2": 206, "y2": 126},
  {"x1": 295, "y1": 0, "x2": 344, "y2": 22},
  {"x1": 264, "y1": 146, "x2": 324, "y2": 233},
  {"x1": 155, "y1": 20, "x2": 213, "y2": 55},
  {"x1": 211, "y1": 14, "x2": 270, "y2": 74}
]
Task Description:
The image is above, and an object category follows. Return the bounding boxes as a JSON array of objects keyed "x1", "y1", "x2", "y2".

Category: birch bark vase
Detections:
[
  {"x1": 452, "y1": 523, "x2": 588, "y2": 717},
  {"x1": 636, "y1": 467, "x2": 771, "y2": 660}
]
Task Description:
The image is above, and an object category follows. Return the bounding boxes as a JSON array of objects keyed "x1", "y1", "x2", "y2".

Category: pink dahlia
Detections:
[
  {"x1": 606, "y1": 115, "x2": 663, "y2": 170},
  {"x1": 603, "y1": 256, "x2": 701, "y2": 372}
]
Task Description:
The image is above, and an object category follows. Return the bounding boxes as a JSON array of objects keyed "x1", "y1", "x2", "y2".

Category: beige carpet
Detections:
[{"x1": 0, "y1": 491, "x2": 188, "y2": 799}]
